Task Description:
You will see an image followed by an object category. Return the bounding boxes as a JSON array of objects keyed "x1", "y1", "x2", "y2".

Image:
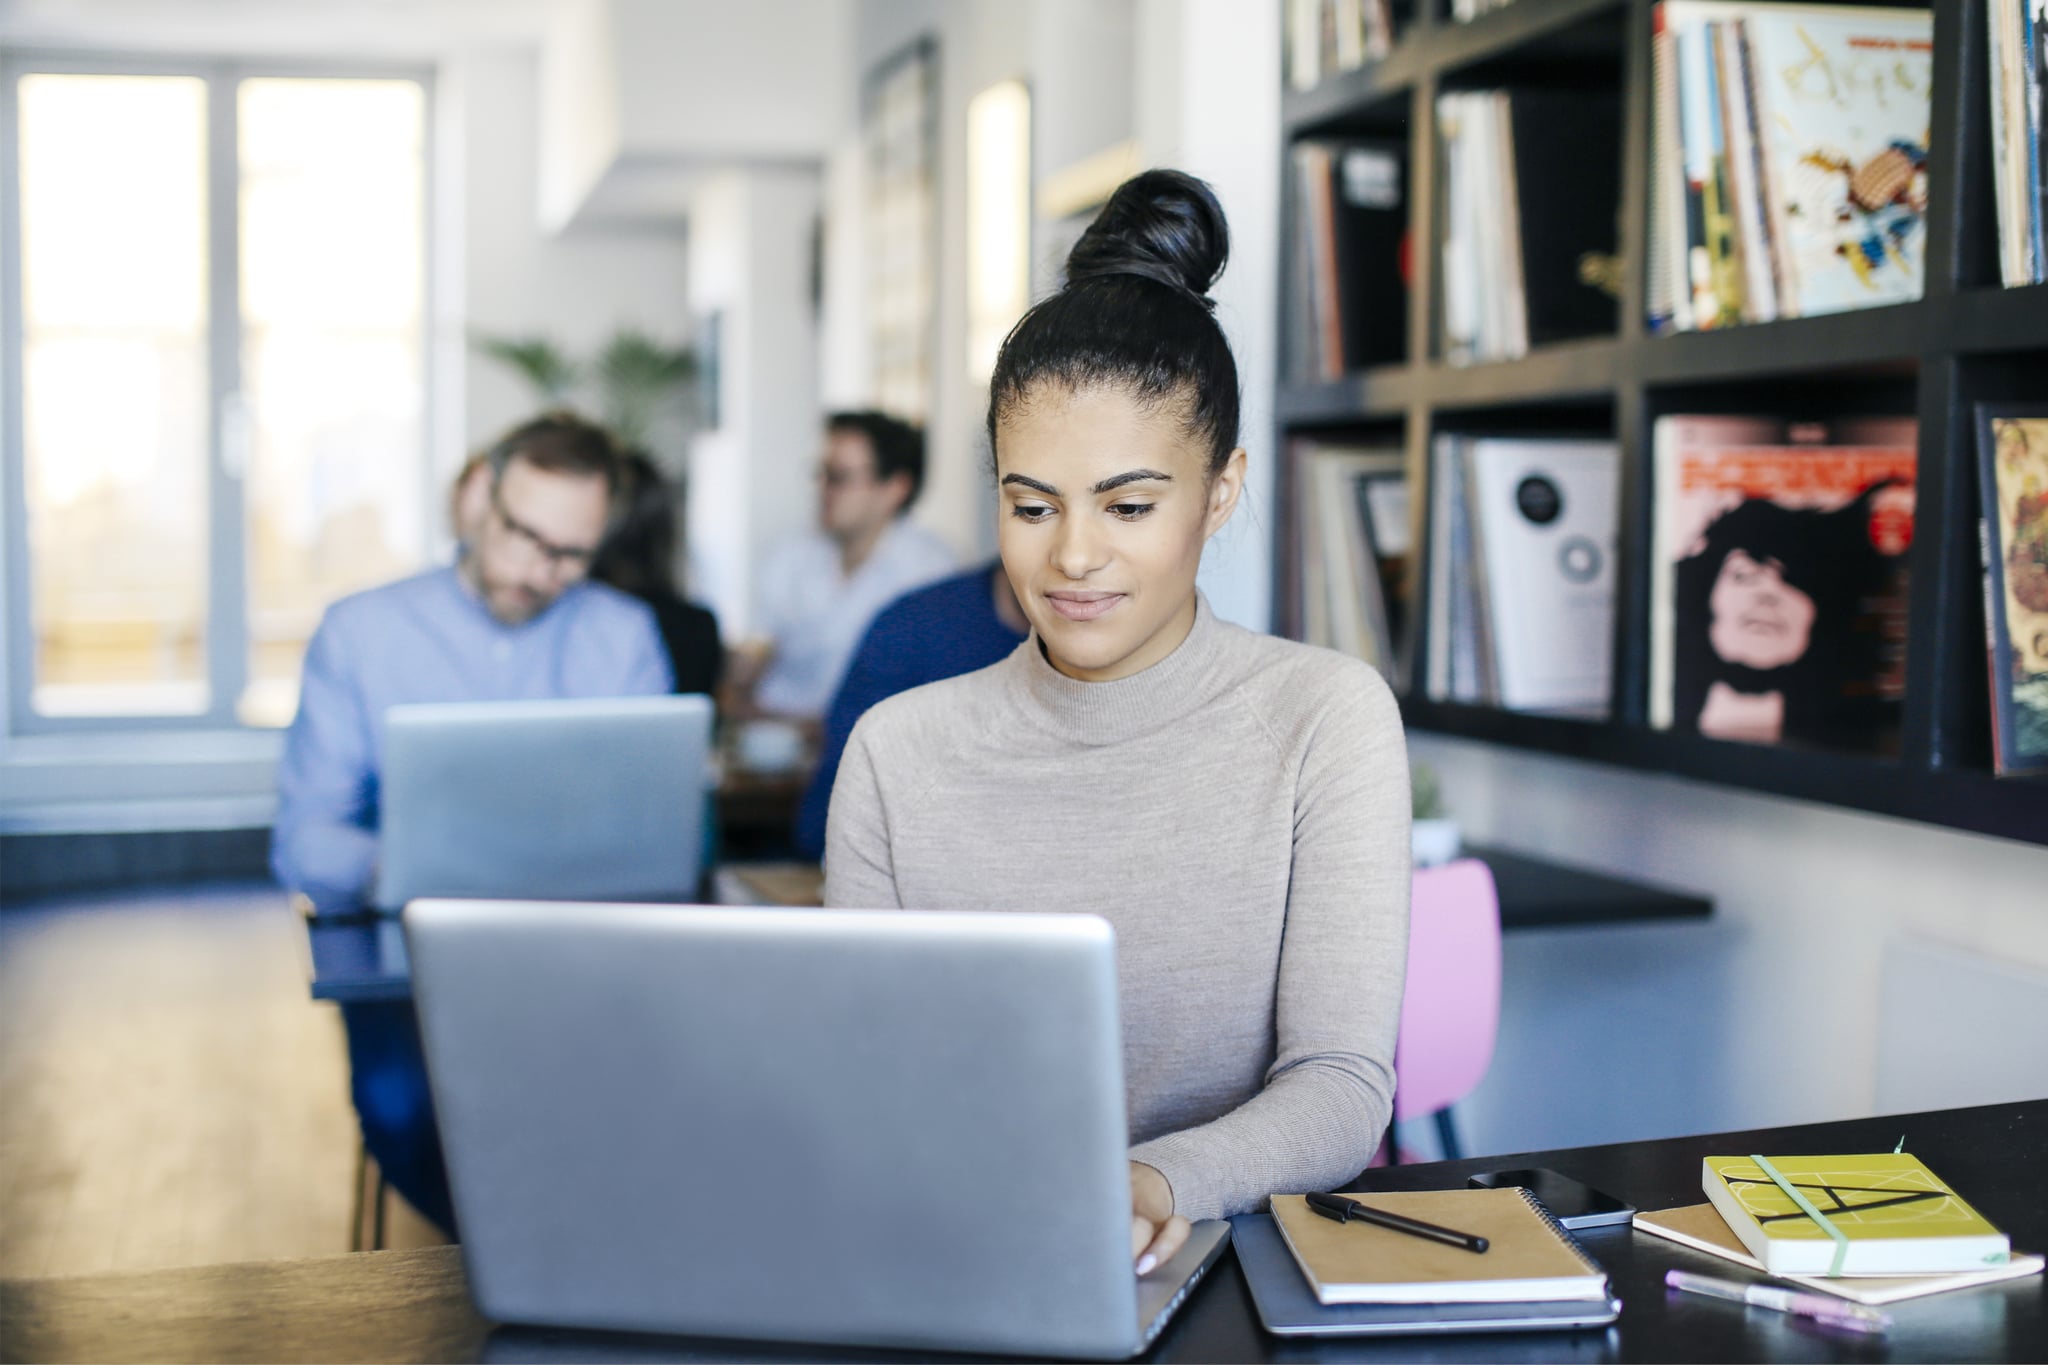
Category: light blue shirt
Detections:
[{"x1": 271, "y1": 565, "x2": 673, "y2": 911}]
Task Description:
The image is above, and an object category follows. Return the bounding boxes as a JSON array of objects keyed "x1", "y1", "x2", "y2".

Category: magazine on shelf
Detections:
[
  {"x1": 1649, "y1": 2, "x2": 1933, "y2": 330},
  {"x1": 1986, "y1": 0, "x2": 2047, "y2": 284},
  {"x1": 1286, "y1": 0, "x2": 1395, "y2": 91},
  {"x1": 1427, "y1": 434, "x2": 1495, "y2": 703},
  {"x1": 1649, "y1": 415, "x2": 1918, "y2": 753},
  {"x1": 1745, "y1": 6, "x2": 1933, "y2": 316},
  {"x1": 1295, "y1": 441, "x2": 1409, "y2": 681},
  {"x1": 1973, "y1": 405, "x2": 2048, "y2": 776},
  {"x1": 1465, "y1": 439, "x2": 1621, "y2": 714},
  {"x1": 1440, "y1": 89, "x2": 1620, "y2": 360},
  {"x1": 1426, "y1": 435, "x2": 1615, "y2": 709},
  {"x1": 1291, "y1": 139, "x2": 1408, "y2": 380}
]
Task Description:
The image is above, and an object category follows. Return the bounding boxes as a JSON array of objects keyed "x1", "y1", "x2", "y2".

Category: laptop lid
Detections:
[
  {"x1": 376, "y1": 695, "x2": 711, "y2": 911},
  {"x1": 406, "y1": 899, "x2": 1211, "y2": 1358}
]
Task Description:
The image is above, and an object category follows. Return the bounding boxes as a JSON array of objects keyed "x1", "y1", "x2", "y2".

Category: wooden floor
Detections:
[{"x1": 0, "y1": 882, "x2": 444, "y2": 1279}]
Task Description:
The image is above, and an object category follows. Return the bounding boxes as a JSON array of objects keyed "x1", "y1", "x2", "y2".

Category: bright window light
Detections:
[{"x1": 966, "y1": 79, "x2": 1030, "y2": 384}]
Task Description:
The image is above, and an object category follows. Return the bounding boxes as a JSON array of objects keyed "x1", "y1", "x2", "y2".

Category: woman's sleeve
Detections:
[
  {"x1": 820, "y1": 713, "x2": 905, "y2": 910},
  {"x1": 1129, "y1": 662, "x2": 1411, "y2": 1219}
]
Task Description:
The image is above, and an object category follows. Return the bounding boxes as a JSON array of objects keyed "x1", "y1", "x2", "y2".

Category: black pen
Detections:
[{"x1": 1305, "y1": 1191, "x2": 1490, "y2": 1253}]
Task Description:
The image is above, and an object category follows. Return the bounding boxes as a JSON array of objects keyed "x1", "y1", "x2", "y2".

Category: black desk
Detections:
[
  {"x1": 305, "y1": 847, "x2": 1711, "y2": 1002},
  {"x1": 4, "y1": 1100, "x2": 2039, "y2": 1362},
  {"x1": 1464, "y1": 844, "x2": 1711, "y2": 931}
]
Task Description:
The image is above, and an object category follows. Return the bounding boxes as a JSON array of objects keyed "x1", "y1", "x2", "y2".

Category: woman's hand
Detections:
[{"x1": 1130, "y1": 1161, "x2": 1191, "y2": 1275}]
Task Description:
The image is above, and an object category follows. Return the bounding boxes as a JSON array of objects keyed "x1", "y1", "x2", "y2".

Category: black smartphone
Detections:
[{"x1": 1466, "y1": 1168, "x2": 1635, "y2": 1229}]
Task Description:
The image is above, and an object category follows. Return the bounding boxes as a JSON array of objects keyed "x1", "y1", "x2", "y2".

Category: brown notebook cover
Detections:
[{"x1": 1268, "y1": 1189, "x2": 1610, "y2": 1305}]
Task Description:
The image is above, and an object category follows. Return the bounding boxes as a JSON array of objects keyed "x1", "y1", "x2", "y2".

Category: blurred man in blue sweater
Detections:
[{"x1": 796, "y1": 560, "x2": 1027, "y2": 859}]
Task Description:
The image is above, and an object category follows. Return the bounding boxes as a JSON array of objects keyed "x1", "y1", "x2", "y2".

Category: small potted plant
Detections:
[{"x1": 1410, "y1": 764, "x2": 1460, "y2": 867}]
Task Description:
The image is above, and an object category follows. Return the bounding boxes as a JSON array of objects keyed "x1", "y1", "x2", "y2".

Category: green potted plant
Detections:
[
  {"x1": 471, "y1": 327, "x2": 699, "y2": 452},
  {"x1": 1411, "y1": 763, "x2": 1461, "y2": 867}
]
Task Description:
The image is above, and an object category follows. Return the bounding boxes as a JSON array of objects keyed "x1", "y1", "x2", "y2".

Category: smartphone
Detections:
[{"x1": 1466, "y1": 1168, "x2": 1635, "y2": 1229}]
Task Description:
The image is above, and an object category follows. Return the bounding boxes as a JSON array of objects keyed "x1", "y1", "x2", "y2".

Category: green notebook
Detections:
[{"x1": 1701, "y1": 1153, "x2": 2010, "y2": 1276}]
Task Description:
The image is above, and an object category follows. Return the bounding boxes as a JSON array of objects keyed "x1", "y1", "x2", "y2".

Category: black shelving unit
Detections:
[{"x1": 1276, "y1": 0, "x2": 2048, "y2": 846}]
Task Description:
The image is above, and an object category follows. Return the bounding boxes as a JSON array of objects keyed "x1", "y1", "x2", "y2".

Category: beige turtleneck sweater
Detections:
[{"x1": 822, "y1": 595, "x2": 1411, "y2": 1221}]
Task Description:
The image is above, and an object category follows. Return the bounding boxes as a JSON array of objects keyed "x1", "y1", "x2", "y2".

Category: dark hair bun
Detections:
[{"x1": 1064, "y1": 169, "x2": 1228, "y2": 310}]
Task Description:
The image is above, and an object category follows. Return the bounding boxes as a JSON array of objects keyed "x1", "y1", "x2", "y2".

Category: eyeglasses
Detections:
[
  {"x1": 490, "y1": 488, "x2": 598, "y2": 574},
  {"x1": 815, "y1": 462, "x2": 877, "y2": 490}
]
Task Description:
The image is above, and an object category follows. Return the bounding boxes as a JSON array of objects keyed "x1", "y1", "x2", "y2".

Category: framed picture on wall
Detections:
[{"x1": 863, "y1": 35, "x2": 938, "y2": 424}]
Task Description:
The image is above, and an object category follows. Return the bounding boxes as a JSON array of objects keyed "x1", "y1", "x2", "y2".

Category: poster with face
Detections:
[{"x1": 1651, "y1": 415, "x2": 1917, "y2": 753}]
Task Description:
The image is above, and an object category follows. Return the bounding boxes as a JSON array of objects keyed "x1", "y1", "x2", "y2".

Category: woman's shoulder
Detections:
[
  {"x1": 846, "y1": 654, "x2": 1014, "y2": 757},
  {"x1": 1212, "y1": 623, "x2": 1402, "y2": 742}
]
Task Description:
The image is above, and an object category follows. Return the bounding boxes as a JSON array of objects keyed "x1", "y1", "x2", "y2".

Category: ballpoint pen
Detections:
[
  {"x1": 1664, "y1": 1269, "x2": 1892, "y2": 1335},
  {"x1": 1305, "y1": 1191, "x2": 1490, "y2": 1253}
]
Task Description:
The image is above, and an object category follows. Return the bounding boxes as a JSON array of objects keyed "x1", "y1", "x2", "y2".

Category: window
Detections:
[{"x1": 2, "y1": 59, "x2": 431, "y2": 732}]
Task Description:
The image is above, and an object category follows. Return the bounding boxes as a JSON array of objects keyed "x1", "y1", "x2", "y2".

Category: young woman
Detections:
[{"x1": 824, "y1": 170, "x2": 1411, "y2": 1273}]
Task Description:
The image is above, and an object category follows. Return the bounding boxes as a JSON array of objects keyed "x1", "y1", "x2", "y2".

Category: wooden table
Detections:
[{"x1": 10, "y1": 1100, "x2": 2038, "y2": 1363}]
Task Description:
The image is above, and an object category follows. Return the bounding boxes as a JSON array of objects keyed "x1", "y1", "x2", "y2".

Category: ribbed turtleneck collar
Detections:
[{"x1": 1000, "y1": 592, "x2": 1227, "y2": 747}]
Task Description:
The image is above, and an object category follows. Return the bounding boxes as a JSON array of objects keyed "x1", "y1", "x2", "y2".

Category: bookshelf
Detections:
[{"x1": 1276, "y1": 0, "x2": 2048, "y2": 846}]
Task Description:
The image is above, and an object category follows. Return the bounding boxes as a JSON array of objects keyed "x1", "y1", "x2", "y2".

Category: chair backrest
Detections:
[{"x1": 1393, "y1": 858, "x2": 1502, "y2": 1120}]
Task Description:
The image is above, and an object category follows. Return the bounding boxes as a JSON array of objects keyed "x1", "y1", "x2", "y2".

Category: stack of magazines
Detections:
[
  {"x1": 1987, "y1": 0, "x2": 2047, "y2": 285},
  {"x1": 1289, "y1": 140, "x2": 1408, "y2": 380},
  {"x1": 1438, "y1": 89, "x2": 1621, "y2": 365},
  {"x1": 1648, "y1": 2, "x2": 1933, "y2": 331},
  {"x1": 1425, "y1": 435, "x2": 1619, "y2": 715},
  {"x1": 1285, "y1": 0, "x2": 1396, "y2": 90},
  {"x1": 1293, "y1": 440, "x2": 1410, "y2": 685}
]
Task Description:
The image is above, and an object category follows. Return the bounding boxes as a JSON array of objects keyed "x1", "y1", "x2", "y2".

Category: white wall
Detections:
[
  {"x1": 456, "y1": 47, "x2": 691, "y2": 460},
  {"x1": 1140, "y1": 0, "x2": 1282, "y2": 635},
  {"x1": 684, "y1": 169, "x2": 822, "y2": 639},
  {"x1": 1413, "y1": 735, "x2": 2048, "y2": 1157},
  {"x1": 831, "y1": 0, "x2": 1032, "y2": 564}
]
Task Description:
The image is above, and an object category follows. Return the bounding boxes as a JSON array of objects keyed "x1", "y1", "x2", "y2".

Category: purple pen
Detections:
[{"x1": 1665, "y1": 1269, "x2": 1892, "y2": 1335}]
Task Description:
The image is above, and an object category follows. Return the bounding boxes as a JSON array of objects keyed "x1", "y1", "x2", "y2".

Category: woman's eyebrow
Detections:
[
  {"x1": 1000, "y1": 473, "x2": 1060, "y2": 496},
  {"x1": 1092, "y1": 468, "x2": 1173, "y2": 493}
]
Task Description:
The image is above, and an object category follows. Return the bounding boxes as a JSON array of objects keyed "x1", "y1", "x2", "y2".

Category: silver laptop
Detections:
[
  {"x1": 376, "y1": 696, "x2": 712, "y2": 912},
  {"x1": 404, "y1": 899, "x2": 1231, "y2": 1358}
]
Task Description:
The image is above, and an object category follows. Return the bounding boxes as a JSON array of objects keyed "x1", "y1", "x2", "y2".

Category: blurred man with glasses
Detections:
[
  {"x1": 271, "y1": 411, "x2": 670, "y2": 1235},
  {"x1": 727, "y1": 411, "x2": 955, "y2": 729}
]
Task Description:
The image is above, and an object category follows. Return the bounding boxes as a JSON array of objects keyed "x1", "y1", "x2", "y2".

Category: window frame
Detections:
[{"x1": 0, "y1": 51, "x2": 438, "y2": 736}]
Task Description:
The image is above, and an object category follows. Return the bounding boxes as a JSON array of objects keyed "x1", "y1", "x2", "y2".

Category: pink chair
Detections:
[{"x1": 1388, "y1": 858, "x2": 1502, "y2": 1163}]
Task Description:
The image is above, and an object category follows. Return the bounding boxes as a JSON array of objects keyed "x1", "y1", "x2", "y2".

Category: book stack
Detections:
[
  {"x1": 1286, "y1": 0, "x2": 1396, "y2": 91},
  {"x1": 1426, "y1": 435, "x2": 1619, "y2": 715},
  {"x1": 1294, "y1": 439, "x2": 1411, "y2": 685},
  {"x1": 1649, "y1": 414, "x2": 1917, "y2": 754},
  {"x1": 1648, "y1": 2, "x2": 1933, "y2": 332},
  {"x1": 1638, "y1": 1152, "x2": 2041, "y2": 1306},
  {"x1": 1237, "y1": 1188, "x2": 1620, "y2": 1335},
  {"x1": 1438, "y1": 89, "x2": 1622, "y2": 365},
  {"x1": 1289, "y1": 140, "x2": 1408, "y2": 380},
  {"x1": 1452, "y1": 0, "x2": 1517, "y2": 22},
  {"x1": 1988, "y1": 0, "x2": 2048, "y2": 285}
]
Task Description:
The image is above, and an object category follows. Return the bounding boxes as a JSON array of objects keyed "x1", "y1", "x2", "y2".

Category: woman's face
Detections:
[
  {"x1": 994, "y1": 383, "x2": 1244, "y2": 682},
  {"x1": 1707, "y1": 548, "x2": 1816, "y2": 669}
]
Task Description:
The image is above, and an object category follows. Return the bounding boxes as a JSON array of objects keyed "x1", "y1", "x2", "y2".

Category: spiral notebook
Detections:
[{"x1": 1268, "y1": 1188, "x2": 1611, "y2": 1304}]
